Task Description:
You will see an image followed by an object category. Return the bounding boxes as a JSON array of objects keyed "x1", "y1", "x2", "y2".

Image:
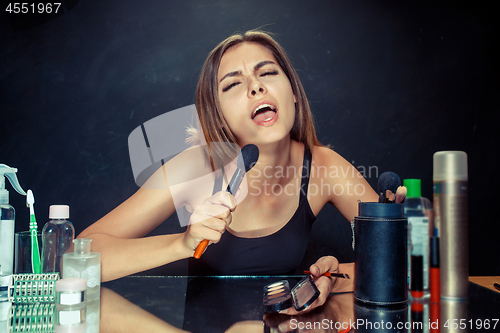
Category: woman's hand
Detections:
[
  {"x1": 280, "y1": 256, "x2": 354, "y2": 316},
  {"x1": 280, "y1": 256, "x2": 339, "y2": 315},
  {"x1": 183, "y1": 191, "x2": 236, "y2": 256},
  {"x1": 264, "y1": 292, "x2": 355, "y2": 333}
]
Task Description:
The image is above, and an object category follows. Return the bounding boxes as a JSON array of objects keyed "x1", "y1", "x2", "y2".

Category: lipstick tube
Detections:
[{"x1": 429, "y1": 236, "x2": 440, "y2": 303}]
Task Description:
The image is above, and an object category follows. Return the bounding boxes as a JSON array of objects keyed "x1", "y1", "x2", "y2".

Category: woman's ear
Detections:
[{"x1": 294, "y1": 94, "x2": 297, "y2": 103}]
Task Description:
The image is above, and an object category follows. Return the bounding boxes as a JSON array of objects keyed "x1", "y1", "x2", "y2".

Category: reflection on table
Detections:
[
  {"x1": 4, "y1": 276, "x2": 499, "y2": 332},
  {"x1": 100, "y1": 276, "x2": 500, "y2": 333}
]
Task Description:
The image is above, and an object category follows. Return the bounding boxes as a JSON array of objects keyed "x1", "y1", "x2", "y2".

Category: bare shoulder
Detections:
[
  {"x1": 311, "y1": 145, "x2": 354, "y2": 173},
  {"x1": 308, "y1": 145, "x2": 378, "y2": 219}
]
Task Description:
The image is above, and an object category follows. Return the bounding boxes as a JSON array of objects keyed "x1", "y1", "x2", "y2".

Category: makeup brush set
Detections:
[{"x1": 377, "y1": 171, "x2": 407, "y2": 204}]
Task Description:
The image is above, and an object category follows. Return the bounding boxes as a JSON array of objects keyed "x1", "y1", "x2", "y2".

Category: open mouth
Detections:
[{"x1": 252, "y1": 104, "x2": 277, "y2": 122}]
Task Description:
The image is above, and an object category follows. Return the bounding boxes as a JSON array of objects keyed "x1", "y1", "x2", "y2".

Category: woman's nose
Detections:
[{"x1": 248, "y1": 80, "x2": 267, "y2": 97}]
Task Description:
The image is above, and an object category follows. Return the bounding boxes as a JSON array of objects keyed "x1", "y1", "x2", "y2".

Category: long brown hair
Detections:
[{"x1": 195, "y1": 30, "x2": 321, "y2": 168}]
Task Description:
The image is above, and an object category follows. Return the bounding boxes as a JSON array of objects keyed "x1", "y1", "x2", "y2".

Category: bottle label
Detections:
[
  {"x1": 0, "y1": 220, "x2": 14, "y2": 276},
  {"x1": 64, "y1": 264, "x2": 101, "y2": 288},
  {"x1": 409, "y1": 216, "x2": 429, "y2": 290},
  {"x1": 60, "y1": 292, "x2": 84, "y2": 306}
]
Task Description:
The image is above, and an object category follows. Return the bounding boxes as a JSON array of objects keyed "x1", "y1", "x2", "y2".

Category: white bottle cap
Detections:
[
  {"x1": 49, "y1": 205, "x2": 70, "y2": 219},
  {"x1": 433, "y1": 151, "x2": 468, "y2": 181}
]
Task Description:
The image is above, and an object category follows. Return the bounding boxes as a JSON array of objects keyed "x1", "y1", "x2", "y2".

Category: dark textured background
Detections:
[{"x1": 1, "y1": 0, "x2": 498, "y2": 275}]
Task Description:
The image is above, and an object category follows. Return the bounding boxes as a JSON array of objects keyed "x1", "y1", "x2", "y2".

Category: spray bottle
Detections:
[
  {"x1": 0, "y1": 164, "x2": 27, "y2": 301},
  {"x1": 433, "y1": 151, "x2": 468, "y2": 299}
]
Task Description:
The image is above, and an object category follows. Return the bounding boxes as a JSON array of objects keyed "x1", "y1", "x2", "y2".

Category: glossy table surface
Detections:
[
  {"x1": 4, "y1": 275, "x2": 500, "y2": 332},
  {"x1": 97, "y1": 276, "x2": 500, "y2": 333}
]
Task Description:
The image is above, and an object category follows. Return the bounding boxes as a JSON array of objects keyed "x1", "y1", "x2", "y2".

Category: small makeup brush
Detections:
[
  {"x1": 395, "y1": 186, "x2": 407, "y2": 204},
  {"x1": 385, "y1": 190, "x2": 393, "y2": 203},
  {"x1": 303, "y1": 271, "x2": 350, "y2": 279}
]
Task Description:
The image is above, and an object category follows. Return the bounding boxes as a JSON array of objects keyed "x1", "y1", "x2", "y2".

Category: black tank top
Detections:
[{"x1": 188, "y1": 148, "x2": 316, "y2": 275}]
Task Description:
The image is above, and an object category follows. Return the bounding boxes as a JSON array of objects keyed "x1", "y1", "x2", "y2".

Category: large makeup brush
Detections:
[
  {"x1": 194, "y1": 144, "x2": 260, "y2": 259},
  {"x1": 378, "y1": 171, "x2": 401, "y2": 203}
]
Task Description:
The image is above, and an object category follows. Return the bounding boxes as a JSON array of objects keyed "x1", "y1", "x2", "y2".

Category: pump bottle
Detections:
[
  {"x1": 0, "y1": 164, "x2": 26, "y2": 301},
  {"x1": 42, "y1": 205, "x2": 75, "y2": 273}
]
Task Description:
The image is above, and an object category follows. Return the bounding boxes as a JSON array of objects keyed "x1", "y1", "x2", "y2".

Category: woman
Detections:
[{"x1": 79, "y1": 30, "x2": 378, "y2": 314}]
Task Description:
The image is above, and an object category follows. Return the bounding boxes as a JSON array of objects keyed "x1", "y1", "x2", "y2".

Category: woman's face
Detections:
[{"x1": 217, "y1": 42, "x2": 296, "y2": 147}]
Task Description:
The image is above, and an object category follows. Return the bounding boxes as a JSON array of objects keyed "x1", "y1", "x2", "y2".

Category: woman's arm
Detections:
[
  {"x1": 78, "y1": 181, "x2": 191, "y2": 282},
  {"x1": 100, "y1": 287, "x2": 189, "y2": 333},
  {"x1": 79, "y1": 157, "x2": 236, "y2": 282},
  {"x1": 309, "y1": 146, "x2": 379, "y2": 222}
]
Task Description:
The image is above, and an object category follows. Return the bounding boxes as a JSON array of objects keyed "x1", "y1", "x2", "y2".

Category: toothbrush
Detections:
[{"x1": 26, "y1": 190, "x2": 41, "y2": 274}]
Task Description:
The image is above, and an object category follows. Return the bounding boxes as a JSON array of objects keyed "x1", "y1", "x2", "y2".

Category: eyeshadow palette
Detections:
[{"x1": 263, "y1": 276, "x2": 320, "y2": 313}]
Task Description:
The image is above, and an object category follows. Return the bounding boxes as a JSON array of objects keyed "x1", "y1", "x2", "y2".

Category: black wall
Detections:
[{"x1": 1, "y1": 0, "x2": 498, "y2": 275}]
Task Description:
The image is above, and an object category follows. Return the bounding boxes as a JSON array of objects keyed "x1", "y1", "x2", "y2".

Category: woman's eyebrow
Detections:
[
  {"x1": 219, "y1": 60, "x2": 277, "y2": 84},
  {"x1": 219, "y1": 69, "x2": 242, "y2": 84},
  {"x1": 254, "y1": 60, "x2": 276, "y2": 71}
]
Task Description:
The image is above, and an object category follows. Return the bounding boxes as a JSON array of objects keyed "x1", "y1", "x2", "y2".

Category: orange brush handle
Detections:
[{"x1": 194, "y1": 239, "x2": 210, "y2": 259}]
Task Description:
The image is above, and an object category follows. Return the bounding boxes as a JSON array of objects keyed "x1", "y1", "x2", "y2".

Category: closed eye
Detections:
[
  {"x1": 222, "y1": 81, "x2": 241, "y2": 92},
  {"x1": 260, "y1": 70, "x2": 278, "y2": 77},
  {"x1": 221, "y1": 70, "x2": 278, "y2": 92}
]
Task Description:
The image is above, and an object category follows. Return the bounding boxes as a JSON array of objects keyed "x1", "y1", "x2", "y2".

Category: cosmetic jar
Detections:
[{"x1": 56, "y1": 278, "x2": 87, "y2": 306}]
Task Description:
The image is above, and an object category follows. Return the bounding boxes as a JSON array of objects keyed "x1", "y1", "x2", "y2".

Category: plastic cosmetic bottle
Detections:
[
  {"x1": 42, "y1": 205, "x2": 75, "y2": 274},
  {"x1": 404, "y1": 179, "x2": 433, "y2": 296},
  {"x1": 63, "y1": 239, "x2": 101, "y2": 300},
  {"x1": 0, "y1": 164, "x2": 26, "y2": 301}
]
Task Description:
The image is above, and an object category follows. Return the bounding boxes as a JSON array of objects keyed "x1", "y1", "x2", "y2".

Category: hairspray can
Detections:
[{"x1": 433, "y1": 151, "x2": 468, "y2": 299}]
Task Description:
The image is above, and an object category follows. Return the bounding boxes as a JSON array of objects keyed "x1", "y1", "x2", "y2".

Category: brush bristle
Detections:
[
  {"x1": 395, "y1": 186, "x2": 407, "y2": 203},
  {"x1": 378, "y1": 171, "x2": 401, "y2": 194},
  {"x1": 185, "y1": 126, "x2": 202, "y2": 146},
  {"x1": 241, "y1": 144, "x2": 259, "y2": 172}
]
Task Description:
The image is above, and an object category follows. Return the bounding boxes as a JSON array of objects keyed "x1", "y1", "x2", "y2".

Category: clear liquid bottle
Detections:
[
  {"x1": 404, "y1": 179, "x2": 434, "y2": 295},
  {"x1": 0, "y1": 204, "x2": 15, "y2": 301},
  {"x1": 0, "y1": 164, "x2": 26, "y2": 301},
  {"x1": 62, "y1": 239, "x2": 101, "y2": 300},
  {"x1": 42, "y1": 205, "x2": 75, "y2": 273}
]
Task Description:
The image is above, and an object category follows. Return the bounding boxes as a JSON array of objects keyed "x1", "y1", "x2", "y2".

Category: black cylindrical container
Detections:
[
  {"x1": 354, "y1": 202, "x2": 408, "y2": 306},
  {"x1": 354, "y1": 302, "x2": 408, "y2": 333}
]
